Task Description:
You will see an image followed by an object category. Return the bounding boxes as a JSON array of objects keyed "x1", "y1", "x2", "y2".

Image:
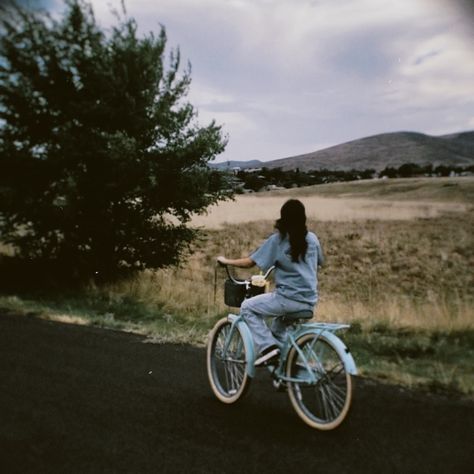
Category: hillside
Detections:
[{"x1": 212, "y1": 131, "x2": 474, "y2": 172}]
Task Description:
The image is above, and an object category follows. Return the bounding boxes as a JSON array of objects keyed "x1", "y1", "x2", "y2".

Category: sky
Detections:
[{"x1": 13, "y1": 0, "x2": 474, "y2": 163}]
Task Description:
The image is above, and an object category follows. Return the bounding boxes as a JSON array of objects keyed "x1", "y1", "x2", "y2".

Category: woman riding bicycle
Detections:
[{"x1": 217, "y1": 199, "x2": 324, "y2": 367}]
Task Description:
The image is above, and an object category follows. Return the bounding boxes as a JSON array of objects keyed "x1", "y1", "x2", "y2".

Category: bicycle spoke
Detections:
[
  {"x1": 226, "y1": 362, "x2": 234, "y2": 392},
  {"x1": 231, "y1": 336, "x2": 244, "y2": 390},
  {"x1": 229, "y1": 358, "x2": 240, "y2": 392},
  {"x1": 226, "y1": 338, "x2": 237, "y2": 392},
  {"x1": 223, "y1": 359, "x2": 232, "y2": 393},
  {"x1": 324, "y1": 381, "x2": 346, "y2": 407},
  {"x1": 322, "y1": 382, "x2": 341, "y2": 418},
  {"x1": 318, "y1": 384, "x2": 331, "y2": 421}
]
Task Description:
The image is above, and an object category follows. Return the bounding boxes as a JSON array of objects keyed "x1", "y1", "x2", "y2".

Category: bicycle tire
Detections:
[
  {"x1": 286, "y1": 332, "x2": 353, "y2": 430},
  {"x1": 207, "y1": 317, "x2": 251, "y2": 404}
]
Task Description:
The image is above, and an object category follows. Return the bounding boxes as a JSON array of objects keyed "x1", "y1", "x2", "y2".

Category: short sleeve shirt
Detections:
[{"x1": 250, "y1": 231, "x2": 324, "y2": 306}]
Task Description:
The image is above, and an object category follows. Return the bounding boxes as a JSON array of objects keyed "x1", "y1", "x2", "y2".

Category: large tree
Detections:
[{"x1": 0, "y1": 0, "x2": 229, "y2": 279}]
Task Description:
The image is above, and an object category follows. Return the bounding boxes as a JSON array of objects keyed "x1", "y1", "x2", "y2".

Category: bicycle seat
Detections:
[{"x1": 281, "y1": 310, "x2": 314, "y2": 324}]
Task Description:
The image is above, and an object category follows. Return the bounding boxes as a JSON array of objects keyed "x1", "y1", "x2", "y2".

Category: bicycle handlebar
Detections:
[
  {"x1": 218, "y1": 261, "x2": 275, "y2": 285},
  {"x1": 262, "y1": 265, "x2": 276, "y2": 279}
]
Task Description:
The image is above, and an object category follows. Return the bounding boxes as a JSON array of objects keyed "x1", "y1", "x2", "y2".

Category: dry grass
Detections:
[
  {"x1": 96, "y1": 207, "x2": 474, "y2": 334},
  {"x1": 191, "y1": 195, "x2": 468, "y2": 228},
  {"x1": 2, "y1": 178, "x2": 471, "y2": 333},
  {"x1": 192, "y1": 177, "x2": 473, "y2": 228},
  {"x1": 316, "y1": 296, "x2": 473, "y2": 331}
]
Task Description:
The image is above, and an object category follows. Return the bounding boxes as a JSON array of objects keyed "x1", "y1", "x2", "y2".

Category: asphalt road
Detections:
[{"x1": 0, "y1": 311, "x2": 472, "y2": 474}]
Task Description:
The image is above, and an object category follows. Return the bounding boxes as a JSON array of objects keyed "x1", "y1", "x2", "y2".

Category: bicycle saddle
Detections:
[{"x1": 281, "y1": 310, "x2": 314, "y2": 324}]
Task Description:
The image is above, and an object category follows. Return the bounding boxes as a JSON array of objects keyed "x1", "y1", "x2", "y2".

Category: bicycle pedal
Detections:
[{"x1": 272, "y1": 379, "x2": 287, "y2": 392}]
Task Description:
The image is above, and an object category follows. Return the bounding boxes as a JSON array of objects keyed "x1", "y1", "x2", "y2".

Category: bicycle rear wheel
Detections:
[
  {"x1": 207, "y1": 317, "x2": 251, "y2": 403},
  {"x1": 286, "y1": 333, "x2": 353, "y2": 430}
]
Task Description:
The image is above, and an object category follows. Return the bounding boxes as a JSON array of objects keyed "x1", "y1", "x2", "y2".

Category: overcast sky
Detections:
[{"x1": 21, "y1": 0, "x2": 474, "y2": 162}]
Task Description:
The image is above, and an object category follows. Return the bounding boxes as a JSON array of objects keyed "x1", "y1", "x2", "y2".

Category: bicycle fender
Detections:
[
  {"x1": 295, "y1": 327, "x2": 358, "y2": 375},
  {"x1": 228, "y1": 314, "x2": 257, "y2": 378}
]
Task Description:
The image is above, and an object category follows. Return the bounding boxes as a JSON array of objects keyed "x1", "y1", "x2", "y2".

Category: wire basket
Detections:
[{"x1": 224, "y1": 280, "x2": 266, "y2": 307}]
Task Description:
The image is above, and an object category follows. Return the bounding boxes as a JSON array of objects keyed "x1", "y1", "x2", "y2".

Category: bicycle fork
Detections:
[{"x1": 226, "y1": 314, "x2": 257, "y2": 378}]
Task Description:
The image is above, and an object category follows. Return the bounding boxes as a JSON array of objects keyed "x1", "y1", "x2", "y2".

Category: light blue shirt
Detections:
[{"x1": 250, "y1": 231, "x2": 324, "y2": 306}]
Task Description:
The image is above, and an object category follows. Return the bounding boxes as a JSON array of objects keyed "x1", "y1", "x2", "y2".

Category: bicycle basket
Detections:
[{"x1": 224, "y1": 280, "x2": 266, "y2": 307}]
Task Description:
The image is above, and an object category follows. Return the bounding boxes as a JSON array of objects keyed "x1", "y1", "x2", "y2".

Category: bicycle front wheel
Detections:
[
  {"x1": 207, "y1": 317, "x2": 251, "y2": 404},
  {"x1": 286, "y1": 333, "x2": 353, "y2": 430}
]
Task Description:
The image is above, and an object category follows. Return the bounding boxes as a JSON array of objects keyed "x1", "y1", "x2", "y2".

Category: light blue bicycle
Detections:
[{"x1": 207, "y1": 264, "x2": 357, "y2": 430}]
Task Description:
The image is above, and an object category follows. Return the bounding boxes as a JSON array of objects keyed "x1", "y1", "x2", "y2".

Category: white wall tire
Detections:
[
  {"x1": 207, "y1": 318, "x2": 251, "y2": 404},
  {"x1": 286, "y1": 333, "x2": 354, "y2": 430}
]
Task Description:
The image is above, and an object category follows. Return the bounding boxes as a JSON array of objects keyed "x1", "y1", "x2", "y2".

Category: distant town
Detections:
[{"x1": 221, "y1": 163, "x2": 474, "y2": 193}]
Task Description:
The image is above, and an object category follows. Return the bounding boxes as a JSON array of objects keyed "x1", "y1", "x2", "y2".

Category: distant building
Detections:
[{"x1": 264, "y1": 184, "x2": 286, "y2": 191}]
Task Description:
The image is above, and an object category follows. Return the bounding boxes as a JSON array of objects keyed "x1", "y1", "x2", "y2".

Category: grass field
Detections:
[
  {"x1": 274, "y1": 176, "x2": 474, "y2": 202},
  {"x1": 192, "y1": 177, "x2": 471, "y2": 228},
  {"x1": 1, "y1": 177, "x2": 473, "y2": 395}
]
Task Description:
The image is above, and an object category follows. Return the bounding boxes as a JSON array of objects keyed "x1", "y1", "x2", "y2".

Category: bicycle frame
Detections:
[
  {"x1": 226, "y1": 314, "x2": 357, "y2": 380},
  {"x1": 275, "y1": 323, "x2": 358, "y2": 384},
  {"x1": 289, "y1": 322, "x2": 357, "y2": 374}
]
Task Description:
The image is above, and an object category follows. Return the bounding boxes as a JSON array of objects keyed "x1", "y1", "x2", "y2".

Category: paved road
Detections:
[{"x1": 0, "y1": 311, "x2": 472, "y2": 473}]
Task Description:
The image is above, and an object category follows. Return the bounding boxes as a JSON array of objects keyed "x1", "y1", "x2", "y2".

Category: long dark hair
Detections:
[{"x1": 275, "y1": 199, "x2": 308, "y2": 262}]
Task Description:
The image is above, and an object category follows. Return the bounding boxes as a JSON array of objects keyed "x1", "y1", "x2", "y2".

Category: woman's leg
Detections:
[
  {"x1": 270, "y1": 298, "x2": 314, "y2": 343},
  {"x1": 270, "y1": 317, "x2": 288, "y2": 346},
  {"x1": 240, "y1": 292, "x2": 285, "y2": 354},
  {"x1": 241, "y1": 292, "x2": 315, "y2": 354}
]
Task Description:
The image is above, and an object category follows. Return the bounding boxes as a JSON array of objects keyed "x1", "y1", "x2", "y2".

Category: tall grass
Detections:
[
  {"x1": 96, "y1": 212, "x2": 474, "y2": 333},
  {"x1": 192, "y1": 194, "x2": 470, "y2": 228}
]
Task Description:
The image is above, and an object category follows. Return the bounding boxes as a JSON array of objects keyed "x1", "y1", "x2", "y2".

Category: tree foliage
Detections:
[{"x1": 0, "y1": 0, "x2": 229, "y2": 279}]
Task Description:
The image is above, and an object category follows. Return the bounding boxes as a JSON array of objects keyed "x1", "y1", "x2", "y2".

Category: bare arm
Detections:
[{"x1": 217, "y1": 256, "x2": 255, "y2": 269}]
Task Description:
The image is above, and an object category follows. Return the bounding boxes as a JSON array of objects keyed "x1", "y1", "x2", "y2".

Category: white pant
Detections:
[{"x1": 240, "y1": 292, "x2": 314, "y2": 353}]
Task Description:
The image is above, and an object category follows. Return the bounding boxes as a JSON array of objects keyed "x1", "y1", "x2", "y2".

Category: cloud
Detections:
[
  {"x1": 60, "y1": 1, "x2": 474, "y2": 160},
  {"x1": 390, "y1": 34, "x2": 474, "y2": 108},
  {"x1": 189, "y1": 83, "x2": 235, "y2": 109},
  {"x1": 414, "y1": 50, "x2": 442, "y2": 66}
]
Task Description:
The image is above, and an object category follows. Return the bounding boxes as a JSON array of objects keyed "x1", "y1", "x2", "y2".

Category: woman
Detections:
[{"x1": 217, "y1": 199, "x2": 324, "y2": 366}]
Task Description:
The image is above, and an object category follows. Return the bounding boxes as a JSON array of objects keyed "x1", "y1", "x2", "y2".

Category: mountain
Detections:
[{"x1": 212, "y1": 131, "x2": 474, "y2": 172}]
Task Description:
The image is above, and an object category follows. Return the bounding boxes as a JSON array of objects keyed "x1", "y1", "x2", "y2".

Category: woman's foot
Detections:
[{"x1": 255, "y1": 345, "x2": 280, "y2": 367}]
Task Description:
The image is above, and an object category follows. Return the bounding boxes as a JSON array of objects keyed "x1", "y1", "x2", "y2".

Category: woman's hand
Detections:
[{"x1": 217, "y1": 256, "x2": 229, "y2": 266}]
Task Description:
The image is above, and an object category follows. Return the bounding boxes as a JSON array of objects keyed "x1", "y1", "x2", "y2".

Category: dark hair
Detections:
[{"x1": 275, "y1": 199, "x2": 308, "y2": 262}]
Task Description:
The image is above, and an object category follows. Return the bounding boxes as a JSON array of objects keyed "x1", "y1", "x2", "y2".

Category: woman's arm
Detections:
[{"x1": 217, "y1": 256, "x2": 255, "y2": 268}]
